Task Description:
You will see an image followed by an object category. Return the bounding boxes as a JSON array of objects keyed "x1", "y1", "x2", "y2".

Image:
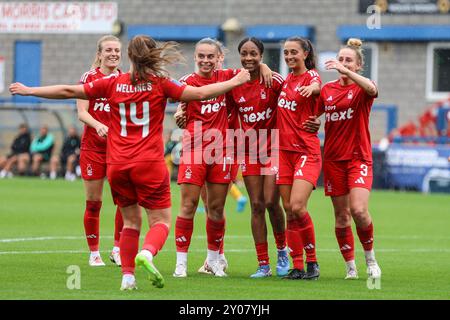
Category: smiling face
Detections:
[
  {"x1": 98, "y1": 40, "x2": 121, "y2": 70},
  {"x1": 194, "y1": 43, "x2": 220, "y2": 76},
  {"x1": 337, "y1": 48, "x2": 362, "y2": 78},
  {"x1": 283, "y1": 41, "x2": 308, "y2": 71},
  {"x1": 239, "y1": 40, "x2": 262, "y2": 73}
]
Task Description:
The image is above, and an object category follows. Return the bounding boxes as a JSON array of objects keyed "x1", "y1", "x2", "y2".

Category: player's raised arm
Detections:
[
  {"x1": 180, "y1": 68, "x2": 250, "y2": 102},
  {"x1": 9, "y1": 82, "x2": 88, "y2": 100}
]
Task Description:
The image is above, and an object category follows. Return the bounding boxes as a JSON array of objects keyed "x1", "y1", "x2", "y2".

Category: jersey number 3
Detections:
[{"x1": 119, "y1": 102, "x2": 150, "y2": 138}]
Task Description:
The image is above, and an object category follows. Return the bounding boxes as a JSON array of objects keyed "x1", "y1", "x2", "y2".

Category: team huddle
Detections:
[{"x1": 9, "y1": 33, "x2": 381, "y2": 291}]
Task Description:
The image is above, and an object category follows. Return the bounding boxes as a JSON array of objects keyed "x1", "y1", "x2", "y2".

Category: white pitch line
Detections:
[
  {"x1": 2, "y1": 234, "x2": 450, "y2": 243},
  {"x1": 0, "y1": 236, "x2": 92, "y2": 243},
  {"x1": 1, "y1": 248, "x2": 450, "y2": 255}
]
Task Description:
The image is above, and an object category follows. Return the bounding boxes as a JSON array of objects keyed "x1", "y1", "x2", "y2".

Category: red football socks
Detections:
[
  {"x1": 175, "y1": 216, "x2": 194, "y2": 253},
  {"x1": 273, "y1": 231, "x2": 287, "y2": 250},
  {"x1": 142, "y1": 223, "x2": 169, "y2": 256},
  {"x1": 255, "y1": 242, "x2": 270, "y2": 266},
  {"x1": 206, "y1": 217, "x2": 225, "y2": 251},
  {"x1": 114, "y1": 207, "x2": 123, "y2": 248},
  {"x1": 357, "y1": 222, "x2": 374, "y2": 251},
  {"x1": 286, "y1": 219, "x2": 304, "y2": 270},
  {"x1": 335, "y1": 226, "x2": 355, "y2": 262},
  {"x1": 299, "y1": 212, "x2": 317, "y2": 263},
  {"x1": 219, "y1": 218, "x2": 226, "y2": 254},
  {"x1": 120, "y1": 228, "x2": 140, "y2": 275},
  {"x1": 84, "y1": 200, "x2": 102, "y2": 252}
]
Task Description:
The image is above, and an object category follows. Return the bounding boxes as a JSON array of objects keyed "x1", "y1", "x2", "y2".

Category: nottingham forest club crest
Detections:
[
  {"x1": 347, "y1": 90, "x2": 354, "y2": 100},
  {"x1": 185, "y1": 167, "x2": 192, "y2": 179},
  {"x1": 260, "y1": 89, "x2": 267, "y2": 100},
  {"x1": 87, "y1": 164, "x2": 93, "y2": 177},
  {"x1": 326, "y1": 180, "x2": 332, "y2": 193}
]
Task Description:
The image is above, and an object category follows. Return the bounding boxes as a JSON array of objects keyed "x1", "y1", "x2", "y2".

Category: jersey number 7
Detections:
[{"x1": 119, "y1": 102, "x2": 150, "y2": 138}]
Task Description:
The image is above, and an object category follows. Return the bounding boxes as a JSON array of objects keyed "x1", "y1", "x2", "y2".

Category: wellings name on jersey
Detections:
[
  {"x1": 93, "y1": 98, "x2": 110, "y2": 112},
  {"x1": 201, "y1": 100, "x2": 226, "y2": 114},
  {"x1": 116, "y1": 83, "x2": 152, "y2": 93},
  {"x1": 325, "y1": 106, "x2": 354, "y2": 122},
  {"x1": 278, "y1": 98, "x2": 297, "y2": 111}
]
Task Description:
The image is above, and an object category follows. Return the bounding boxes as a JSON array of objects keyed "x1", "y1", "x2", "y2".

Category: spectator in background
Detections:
[
  {"x1": 30, "y1": 125, "x2": 54, "y2": 176},
  {"x1": 49, "y1": 126, "x2": 81, "y2": 181},
  {"x1": 0, "y1": 123, "x2": 31, "y2": 178}
]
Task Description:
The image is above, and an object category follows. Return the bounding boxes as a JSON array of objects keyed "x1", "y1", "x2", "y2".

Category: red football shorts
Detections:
[
  {"x1": 107, "y1": 161, "x2": 171, "y2": 209},
  {"x1": 79, "y1": 150, "x2": 107, "y2": 180},
  {"x1": 177, "y1": 157, "x2": 234, "y2": 186},
  {"x1": 323, "y1": 158, "x2": 373, "y2": 197},
  {"x1": 276, "y1": 150, "x2": 321, "y2": 187},
  {"x1": 240, "y1": 154, "x2": 277, "y2": 177}
]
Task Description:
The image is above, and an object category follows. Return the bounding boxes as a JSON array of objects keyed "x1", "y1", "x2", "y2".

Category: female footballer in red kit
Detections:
[
  {"x1": 77, "y1": 35, "x2": 124, "y2": 267},
  {"x1": 316, "y1": 38, "x2": 381, "y2": 280},
  {"x1": 276, "y1": 37, "x2": 321, "y2": 280},
  {"x1": 173, "y1": 38, "x2": 273, "y2": 278},
  {"x1": 226, "y1": 37, "x2": 290, "y2": 278},
  {"x1": 10, "y1": 35, "x2": 250, "y2": 290}
]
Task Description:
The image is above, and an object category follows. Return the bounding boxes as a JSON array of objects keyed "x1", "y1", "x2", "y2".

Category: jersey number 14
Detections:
[{"x1": 119, "y1": 102, "x2": 150, "y2": 138}]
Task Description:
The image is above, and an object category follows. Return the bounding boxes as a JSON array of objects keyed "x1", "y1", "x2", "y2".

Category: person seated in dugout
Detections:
[
  {"x1": 49, "y1": 126, "x2": 81, "y2": 181},
  {"x1": 0, "y1": 123, "x2": 32, "y2": 178},
  {"x1": 30, "y1": 125, "x2": 55, "y2": 176}
]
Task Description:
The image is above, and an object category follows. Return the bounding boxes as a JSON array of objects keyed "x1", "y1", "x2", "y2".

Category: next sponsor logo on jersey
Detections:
[
  {"x1": 240, "y1": 107, "x2": 273, "y2": 123},
  {"x1": 93, "y1": 98, "x2": 110, "y2": 112},
  {"x1": 324, "y1": 107, "x2": 354, "y2": 122},
  {"x1": 278, "y1": 98, "x2": 297, "y2": 111},
  {"x1": 201, "y1": 100, "x2": 226, "y2": 114}
]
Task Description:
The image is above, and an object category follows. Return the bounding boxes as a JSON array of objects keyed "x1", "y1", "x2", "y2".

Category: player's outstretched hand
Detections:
[
  {"x1": 174, "y1": 102, "x2": 187, "y2": 129},
  {"x1": 9, "y1": 82, "x2": 31, "y2": 96},
  {"x1": 297, "y1": 85, "x2": 315, "y2": 98},
  {"x1": 235, "y1": 68, "x2": 251, "y2": 85},
  {"x1": 95, "y1": 123, "x2": 109, "y2": 138},
  {"x1": 302, "y1": 115, "x2": 321, "y2": 133},
  {"x1": 260, "y1": 63, "x2": 273, "y2": 88}
]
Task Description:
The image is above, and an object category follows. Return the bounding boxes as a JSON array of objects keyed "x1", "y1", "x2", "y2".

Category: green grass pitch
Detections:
[{"x1": 0, "y1": 178, "x2": 449, "y2": 300}]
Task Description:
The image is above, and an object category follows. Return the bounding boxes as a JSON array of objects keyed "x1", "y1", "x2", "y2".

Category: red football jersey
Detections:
[
  {"x1": 179, "y1": 69, "x2": 237, "y2": 151},
  {"x1": 226, "y1": 98, "x2": 240, "y2": 130},
  {"x1": 276, "y1": 69, "x2": 321, "y2": 155},
  {"x1": 318, "y1": 80, "x2": 377, "y2": 161},
  {"x1": 79, "y1": 68, "x2": 121, "y2": 153},
  {"x1": 84, "y1": 73, "x2": 186, "y2": 164},
  {"x1": 228, "y1": 72, "x2": 284, "y2": 156}
]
